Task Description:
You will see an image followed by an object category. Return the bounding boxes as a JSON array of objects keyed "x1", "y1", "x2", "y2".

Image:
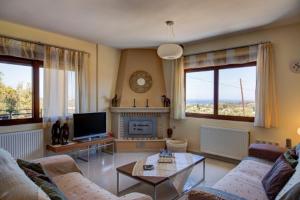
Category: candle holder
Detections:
[
  {"x1": 133, "y1": 98, "x2": 136, "y2": 107},
  {"x1": 146, "y1": 99, "x2": 149, "y2": 107}
]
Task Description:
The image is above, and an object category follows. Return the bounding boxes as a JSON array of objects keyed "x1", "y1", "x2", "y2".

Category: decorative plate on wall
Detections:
[{"x1": 129, "y1": 71, "x2": 152, "y2": 93}]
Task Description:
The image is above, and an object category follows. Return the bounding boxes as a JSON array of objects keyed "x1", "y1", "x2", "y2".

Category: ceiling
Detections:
[{"x1": 0, "y1": 0, "x2": 300, "y2": 48}]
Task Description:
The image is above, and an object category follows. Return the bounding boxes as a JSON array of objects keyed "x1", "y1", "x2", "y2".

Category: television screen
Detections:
[{"x1": 73, "y1": 112, "x2": 106, "y2": 139}]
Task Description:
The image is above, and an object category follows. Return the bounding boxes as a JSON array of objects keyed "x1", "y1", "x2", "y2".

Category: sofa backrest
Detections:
[
  {"x1": 275, "y1": 147, "x2": 300, "y2": 199},
  {"x1": 0, "y1": 148, "x2": 50, "y2": 200}
]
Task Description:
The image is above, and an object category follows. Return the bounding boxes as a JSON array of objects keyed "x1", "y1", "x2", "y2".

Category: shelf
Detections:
[
  {"x1": 115, "y1": 138, "x2": 166, "y2": 142},
  {"x1": 110, "y1": 107, "x2": 170, "y2": 113}
]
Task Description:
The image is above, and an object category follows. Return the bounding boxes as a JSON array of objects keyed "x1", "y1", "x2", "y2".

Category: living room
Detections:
[{"x1": 0, "y1": 1, "x2": 300, "y2": 200}]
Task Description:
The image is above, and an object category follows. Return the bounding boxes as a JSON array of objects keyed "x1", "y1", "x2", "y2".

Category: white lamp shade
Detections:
[
  {"x1": 297, "y1": 128, "x2": 300, "y2": 136},
  {"x1": 157, "y1": 43, "x2": 183, "y2": 60}
]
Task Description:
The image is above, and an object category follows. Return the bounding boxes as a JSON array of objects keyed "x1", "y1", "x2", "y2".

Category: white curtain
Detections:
[
  {"x1": 43, "y1": 46, "x2": 89, "y2": 124},
  {"x1": 163, "y1": 57, "x2": 185, "y2": 120},
  {"x1": 254, "y1": 43, "x2": 278, "y2": 128}
]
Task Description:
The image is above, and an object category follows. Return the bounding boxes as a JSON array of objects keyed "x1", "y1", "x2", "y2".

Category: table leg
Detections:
[
  {"x1": 117, "y1": 171, "x2": 120, "y2": 196},
  {"x1": 203, "y1": 159, "x2": 205, "y2": 181},
  {"x1": 153, "y1": 186, "x2": 157, "y2": 200}
]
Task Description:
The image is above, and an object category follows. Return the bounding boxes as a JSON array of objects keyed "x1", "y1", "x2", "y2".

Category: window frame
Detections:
[
  {"x1": 0, "y1": 55, "x2": 43, "y2": 126},
  {"x1": 184, "y1": 61, "x2": 256, "y2": 122}
]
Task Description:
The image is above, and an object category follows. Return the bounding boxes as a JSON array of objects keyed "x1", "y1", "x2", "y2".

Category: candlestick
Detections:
[
  {"x1": 146, "y1": 99, "x2": 149, "y2": 107},
  {"x1": 133, "y1": 98, "x2": 136, "y2": 107}
]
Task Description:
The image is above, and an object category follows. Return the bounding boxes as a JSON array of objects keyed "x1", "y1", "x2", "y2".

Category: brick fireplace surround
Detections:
[{"x1": 110, "y1": 107, "x2": 170, "y2": 152}]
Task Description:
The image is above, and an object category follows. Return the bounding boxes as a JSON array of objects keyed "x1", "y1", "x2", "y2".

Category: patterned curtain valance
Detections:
[
  {"x1": 0, "y1": 36, "x2": 44, "y2": 61},
  {"x1": 44, "y1": 46, "x2": 88, "y2": 71},
  {"x1": 184, "y1": 45, "x2": 258, "y2": 69}
]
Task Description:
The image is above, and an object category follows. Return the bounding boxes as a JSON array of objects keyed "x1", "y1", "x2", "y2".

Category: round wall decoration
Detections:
[{"x1": 129, "y1": 71, "x2": 152, "y2": 93}]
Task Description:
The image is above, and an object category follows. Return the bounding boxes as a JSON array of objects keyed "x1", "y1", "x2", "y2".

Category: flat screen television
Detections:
[{"x1": 73, "y1": 112, "x2": 106, "y2": 140}]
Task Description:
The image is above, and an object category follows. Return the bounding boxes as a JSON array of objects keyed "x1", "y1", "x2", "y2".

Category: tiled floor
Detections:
[{"x1": 75, "y1": 150, "x2": 236, "y2": 200}]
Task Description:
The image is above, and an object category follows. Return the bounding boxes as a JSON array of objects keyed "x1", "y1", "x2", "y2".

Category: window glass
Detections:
[
  {"x1": 185, "y1": 70, "x2": 214, "y2": 114},
  {"x1": 0, "y1": 62, "x2": 32, "y2": 120},
  {"x1": 218, "y1": 66, "x2": 256, "y2": 117}
]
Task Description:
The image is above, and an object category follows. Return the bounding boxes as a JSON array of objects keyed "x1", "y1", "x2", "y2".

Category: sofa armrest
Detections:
[
  {"x1": 32, "y1": 155, "x2": 82, "y2": 178},
  {"x1": 248, "y1": 143, "x2": 285, "y2": 162},
  {"x1": 119, "y1": 192, "x2": 152, "y2": 200},
  {"x1": 188, "y1": 187, "x2": 246, "y2": 200}
]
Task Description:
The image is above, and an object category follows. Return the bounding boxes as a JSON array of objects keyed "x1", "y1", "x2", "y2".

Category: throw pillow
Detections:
[
  {"x1": 284, "y1": 150, "x2": 298, "y2": 168},
  {"x1": 262, "y1": 155, "x2": 295, "y2": 200},
  {"x1": 31, "y1": 175, "x2": 67, "y2": 200},
  {"x1": 18, "y1": 159, "x2": 66, "y2": 200},
  {"x1": 17, "y1": 159, "x2": 45, "y2": 174}
]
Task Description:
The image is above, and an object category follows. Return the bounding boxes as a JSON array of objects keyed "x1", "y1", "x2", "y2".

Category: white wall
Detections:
[
  {"x1": 173, "y1": 23, "x2": 300, "y2": 152},
  {"x1": 97, "y1": 44, "x2": 121, "y2": 132}
]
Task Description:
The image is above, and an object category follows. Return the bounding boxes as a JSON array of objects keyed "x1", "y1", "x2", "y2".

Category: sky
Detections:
[
  {"x1": 0, "y1": 63, "x2": 32, "y2": 88},
  {"x1": 186, "y1": 66, "x2": 256, "y2": 102}
]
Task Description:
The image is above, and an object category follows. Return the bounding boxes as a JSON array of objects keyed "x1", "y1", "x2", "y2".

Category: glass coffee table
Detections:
[{"x1": 116, "y1": 153, "x2": 205, "y2": 200}]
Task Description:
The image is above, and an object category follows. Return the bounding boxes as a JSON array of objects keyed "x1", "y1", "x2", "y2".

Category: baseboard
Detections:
[{"x1": 188, "y1": 151, "x2": 240, "y2": 164}]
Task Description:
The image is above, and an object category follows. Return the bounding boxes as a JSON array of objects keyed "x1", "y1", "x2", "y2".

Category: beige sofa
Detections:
[
  {"x1": 189, "y1": 145, "x2": 300, "y2": 200},
  {"x1": 0, "y1": 148, "x2": 152, "y2": 200}
]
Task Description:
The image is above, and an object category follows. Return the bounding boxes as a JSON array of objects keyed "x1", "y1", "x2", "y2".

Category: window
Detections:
[
  {"x1": 185, "y1": 62, "x2": 256, "y2": 121},
  {"x1": 0, "y1": 56, "x2": 42, "y2": 125}
]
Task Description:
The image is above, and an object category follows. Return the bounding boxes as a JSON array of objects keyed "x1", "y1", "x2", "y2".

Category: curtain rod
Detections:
[
  {"x1": 184, "y1": 41, "x2": 270, "y2": 57},
  {"x1": 0, "y1": 34, "x2": 90, "y2": 55}
]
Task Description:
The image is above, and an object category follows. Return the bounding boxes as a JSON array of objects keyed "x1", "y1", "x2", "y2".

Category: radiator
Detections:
[
  {"x1": 0, "y1": 129, "x2": 44, "y2": 160},
  {"x1": 200, "y1": 126, "x2": 249, "y2": 160}
]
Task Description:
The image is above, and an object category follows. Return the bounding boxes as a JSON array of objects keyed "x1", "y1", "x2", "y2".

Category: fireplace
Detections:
[
  {"x1": 110, "y1": 107, "x2": 170, "y2": 140},
  {"x1": 129, "y1": 120, "x2": 153, "y2": 135},
  {"x1": 123, "y1": 116, "x2": 157, "y2": 138}
]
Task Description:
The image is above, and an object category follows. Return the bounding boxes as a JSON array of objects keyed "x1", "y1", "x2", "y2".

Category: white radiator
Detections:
[
  {"x1": 0, "y1": 129, "x2": 44, "y2": 160},
  {"x1": 200, "y1": 126, "x2": 249, "y2": 160}
]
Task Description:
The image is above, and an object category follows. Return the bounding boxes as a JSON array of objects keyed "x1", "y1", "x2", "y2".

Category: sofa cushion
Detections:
[
  {"x1": 278, "y1": 182, "x2": 300, "y2": 200},
  {"x1": 249, "y1": 143, "x2": 285, "y2": 162},
  {"x1": 33, "y1": 155, "x2": 82, "y2": 178},
  {"x1": 262, "y1": 155, "x2": 295, "y2": 200},
  {"x1": 53, "y1": 172, "x2": 119, "y2": 200},
  {"x1": 0, "y1": 148, "x2": 50, "y2": 200},
  {"x1": 213, "y1": 159, "x2": 272, "y2": 200}
]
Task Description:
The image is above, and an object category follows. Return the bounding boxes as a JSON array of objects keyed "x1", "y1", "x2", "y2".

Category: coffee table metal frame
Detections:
[{"x1": 116, "y1": 156, "x2": 205, "y2": 200}]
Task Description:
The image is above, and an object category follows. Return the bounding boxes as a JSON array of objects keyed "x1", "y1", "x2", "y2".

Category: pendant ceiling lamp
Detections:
[{"x1": 157, "y1": 20, "x2": 183, "y2": 60}]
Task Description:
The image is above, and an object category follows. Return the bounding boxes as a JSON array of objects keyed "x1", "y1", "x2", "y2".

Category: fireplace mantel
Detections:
[{"x1": 110, "y1": 107, "x2": 170, "y2": 113}]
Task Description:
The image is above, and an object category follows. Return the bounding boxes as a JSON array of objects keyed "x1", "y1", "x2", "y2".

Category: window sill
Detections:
[
  {"x1": 185, "y1": 113, "x2": 254, "y2": 122},
  {"x1": 0, "y1": 118, "x2": 43, "y2": 126}
]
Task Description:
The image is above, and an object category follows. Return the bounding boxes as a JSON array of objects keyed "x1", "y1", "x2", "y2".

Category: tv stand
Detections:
[{"x1": 46, "y1": 137, "x2": 114, "y2": 162}]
